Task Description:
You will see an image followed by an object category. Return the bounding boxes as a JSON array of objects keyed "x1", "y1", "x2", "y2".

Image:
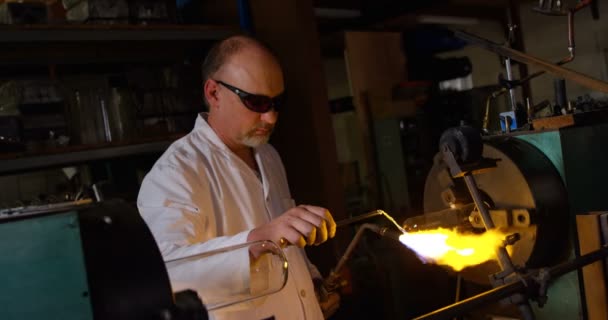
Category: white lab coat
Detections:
[{"x1": 137, "y1": 114, "x2": 324, "y2": 320}]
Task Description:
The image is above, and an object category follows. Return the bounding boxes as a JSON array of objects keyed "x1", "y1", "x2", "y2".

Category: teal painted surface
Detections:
[
  {"x1": 517, "y1": 131, "x2": 566, "y2": 184},
  {"x1": 516, "y1": 131, "x2": 580, "y2": 320},
  {"x1": 519, "y1": 124, "x2": 608, "y2": 215},
  {"x1": 0, "y1": 212, "x2": 93, "y2": 320},
  {"x1": 560, "y1": 124, "x2": 608, "y2": 215},
  {"x1": 531, "y1": 270, "x2": 582, "y2": 320},
  {"x1": 515, "y1": 125, "x2": 608, "y2": 320}
]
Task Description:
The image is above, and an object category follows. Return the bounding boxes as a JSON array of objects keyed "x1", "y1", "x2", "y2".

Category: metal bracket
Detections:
[
  {"x1": 442, "y1": 145, "x2": 499, "y2": 178},
  {"x1": 441, "y1": 144, "x2": 536, "y2": 319},
  {"x1": 469, "y1": 208, "x2": 532, "y2": 229}
]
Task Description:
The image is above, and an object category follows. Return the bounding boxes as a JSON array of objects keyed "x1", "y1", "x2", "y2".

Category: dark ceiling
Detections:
[
  {"x1": 313, "y1": 0, "x2": 515, "y2": 57},
  {"x1": 313, "y1": 0, "x2": 511, "y2": 34}
]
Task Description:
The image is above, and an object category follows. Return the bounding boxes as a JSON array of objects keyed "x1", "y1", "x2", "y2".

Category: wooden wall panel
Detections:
[{"x1": 344, "y1": 31, "x2": 408, "y2": 212}]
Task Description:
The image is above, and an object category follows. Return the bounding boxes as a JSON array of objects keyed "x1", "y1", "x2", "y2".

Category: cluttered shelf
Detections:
[
  {"x1": 0, "y1": 2, "x2": 231, "y2": 176},
  {"x1": 0, "y1": 23, "x2": 240, "y2": 68},
  {"x1": 0, "y1": 24, "x2": 240, "y2": 42},
  {"x1": 0, "y1": 134, "x2": 183, "y2": 175}
]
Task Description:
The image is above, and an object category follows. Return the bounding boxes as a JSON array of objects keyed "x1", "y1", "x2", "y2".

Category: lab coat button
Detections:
[{"x1": 300, "y1": 289, "x2": 306, "y2": 298}]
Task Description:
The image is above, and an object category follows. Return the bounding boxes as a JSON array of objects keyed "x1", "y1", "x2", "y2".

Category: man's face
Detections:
[{"x1": 208, "y1": 47, "x2": 284, "y2": 149}]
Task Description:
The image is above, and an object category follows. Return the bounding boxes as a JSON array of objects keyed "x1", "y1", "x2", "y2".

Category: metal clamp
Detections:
[{"x1": 441, "y1": 140, "x2": 535, "y2": 319}]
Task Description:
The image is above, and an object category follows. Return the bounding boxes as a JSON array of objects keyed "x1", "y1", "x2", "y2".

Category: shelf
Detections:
[
  {"x1": 0, "y1": 134, "x2": 184, "y2": 175},
  {"x1": 0, "y1": 24, "x2": 239, "y2": 43}
]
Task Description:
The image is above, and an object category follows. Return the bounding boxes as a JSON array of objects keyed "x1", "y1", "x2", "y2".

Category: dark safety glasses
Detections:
[{"x1": 215, "y1": 80, "x2": 284, "y2": 113}]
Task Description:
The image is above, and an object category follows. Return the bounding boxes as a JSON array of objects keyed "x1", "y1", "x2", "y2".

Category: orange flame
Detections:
[{"x1": 399, "y1": 228, "x2": 508, "y2": 271}]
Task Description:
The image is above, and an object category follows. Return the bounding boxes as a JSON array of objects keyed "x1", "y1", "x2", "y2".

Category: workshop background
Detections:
[{"x1": 2, "y1": 0, "x2": 608, "y2": 319}]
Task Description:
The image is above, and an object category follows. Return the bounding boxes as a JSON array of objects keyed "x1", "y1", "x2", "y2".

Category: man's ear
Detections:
[{"x1": 203, "y1": 79, "x2": 220, "y2": 108}]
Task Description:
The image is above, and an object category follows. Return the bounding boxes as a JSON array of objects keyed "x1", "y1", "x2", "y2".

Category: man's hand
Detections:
[{"x1": 248, "y1": 205, "x2": 336, "y2": 248}]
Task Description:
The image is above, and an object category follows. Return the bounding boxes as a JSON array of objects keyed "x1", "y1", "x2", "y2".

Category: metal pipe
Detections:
[
  {"x1": 92, "y1": 183, "x2": 104, "y2": 202},
  {"x1": 439, "y1": 147, "x2": 516, "y2": 272},
  {"x1": 505, "y1": 58, "x2": 518, "y2": 111},
  {"x1": 330, "y1": 223, "x2": 381, "y2": 277},
  {"x1": 554, "y1": 78, "x2": 568, "y2": 110},
  {"x1": 336, "y1": 210, "x2": 384, "y2": 228},
  {"x1": 462, "y1": 172, "x2": 536, "y2": 320},
  {"x1": 441, "y1": 145, "x2": 532, "y2": 318},
  {"x1": 504, "y1": 10, "x2": 517, "y2": 111},
  {"x1": 567, "y1": 9, "x2": 575, "y2": 57},
  {"x1": 453, "y1": 29, "x2": 608, "y2": 93},
  {"x1": 453, "y1": 274, "x2": 463, "y2": 320},
  {"x1": 414, "y1": 279, "x2": 524, "y2": 320},
  {"x1": 463, "y1": 174, "x2": 515, "y2": 273},
  {"x1": 483, "y1": 88, "x2": 507, "y2": 132},
  {"x1": 516, "y1": 8, "x2": 576, "y2": 84},
  {"x1": 483, "y1": 96, "x2": 492, "y2": 132},
  {"x1": 328, "y1": 210, "x2": 409, "y2": 289},
  {"x1": 498, "y1": 0, "x2": 591, "y2": 88},
  {"x1": 414, "y1": 244, "x2": 608, "y2": 320},
  {"x1": 326, "y1": 223, "x2": 404, "y2": 292},
  {"x1": 375, "y1": 226, "x2": 403, "y2": 241}
]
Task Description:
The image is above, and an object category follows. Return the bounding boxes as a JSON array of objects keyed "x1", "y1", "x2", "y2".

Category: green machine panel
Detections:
[
  {"x1": 0, "y1": 212, "x2": 93, "y2": 320},
  {"x1": 514, "y1": 123, "x2": 608, "y2": 320},
  {"x1": 518, "y1": 123, "x2": 608, "y2": 215}
]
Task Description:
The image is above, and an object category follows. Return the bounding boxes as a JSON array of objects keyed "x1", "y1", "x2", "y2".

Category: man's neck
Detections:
[{"x1": 233, "y1": 147, "x2": 258, "y2": 172}]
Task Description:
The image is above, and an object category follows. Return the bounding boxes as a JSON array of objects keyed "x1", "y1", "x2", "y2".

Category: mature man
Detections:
[{"x1": 137, "y1": 35, "x2": 338, "y2": 319}]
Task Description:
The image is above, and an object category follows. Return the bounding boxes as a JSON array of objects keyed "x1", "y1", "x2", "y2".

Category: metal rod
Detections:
[
  {"x1": 463, "y1": 174, "x2": 515, "y2": 273},
  {"x1": 567, "y1": 9, "x2": 575, "y2": 57},
  {"x1": 452, "y1": 274, "x2": 463, "y2": 320},
  {"x1": 336, "y1": 210, "x2": 384, "y2": 228},
  {"x1": 464, "y1": 175, "x2": 536, "y2": 317},
  {"x1": 554, "y1": 78, "x2": 568, "y2": 110},
  {"x1": 516, "y1": 8, "x2": 576, "y2": 85},
  {"x1": 92, "y1": 184, "x2": 104, "y2": 202},
  {"x1": 326, "y1": 223, "x2": 403, "y2": 292},
  {"x1": 330, "y1": 223, "x2": 381, "y2": 276},
  {"x1": 453, "y1": 29, "x2": 608, "y2": 93},
  {"x1": 414, "y1": 280, "x2": 524, "y2": 320},
  {"x1": 505, "y1": 58, "x2": 518, "y2": 111},
  {"x1": 464, "y1": 172, "x2": 536, "y2": 318},
  {"x1": 443, "y1": 147, "x2": 532, "y2": 318},
  {"x1": 455, "y1": 274, "x2": 462, "y2": 303},
  {"x1": 414, "y1": 245, "x2": 608, "y2": 320},
  {"x1": 504, "y1": 9, "x2": 518, "y2": 111}
]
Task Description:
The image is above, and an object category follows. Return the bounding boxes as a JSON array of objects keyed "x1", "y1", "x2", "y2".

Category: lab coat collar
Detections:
[
  {"x1": 194, "y1": 113, "x2": 268, "y2": 193},
  {"x1": 193, "y1": 113, "x2": 232, "y2": 153}
]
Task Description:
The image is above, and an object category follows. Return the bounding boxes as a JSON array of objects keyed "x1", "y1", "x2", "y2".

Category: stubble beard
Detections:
[{"x1": 239, "y1": 125, "x2": 274, "y2": 147}]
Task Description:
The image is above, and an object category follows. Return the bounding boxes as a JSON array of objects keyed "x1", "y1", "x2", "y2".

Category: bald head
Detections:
[
  {"x1": 203, "y1": 35, "x2": 283, "y2": 151},
  {"x1": 202, "y1": 36, "x2": 282, "y2": 106}
]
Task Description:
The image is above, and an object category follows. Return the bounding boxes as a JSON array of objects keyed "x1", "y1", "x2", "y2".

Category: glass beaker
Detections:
[{"x1": 164, "y1": 240, "x2": 288, "y2": 312}]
